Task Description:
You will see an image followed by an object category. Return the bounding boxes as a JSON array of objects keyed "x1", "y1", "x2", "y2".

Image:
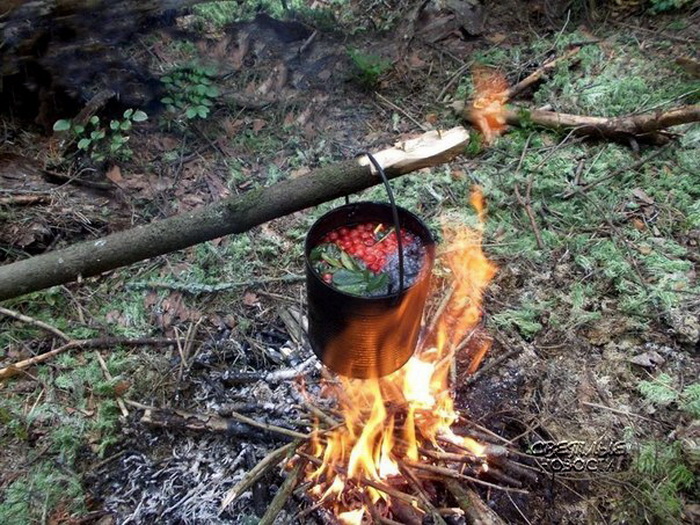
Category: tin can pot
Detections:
[{"x1": 305, "y1": 202, "x2": 435, "y2": 379}]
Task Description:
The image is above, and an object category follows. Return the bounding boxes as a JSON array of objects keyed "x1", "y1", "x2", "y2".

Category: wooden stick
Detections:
[
  {"x1": 504, "y1": 46, "x2": 581, "y2": 101},
  {"x1": 296, "y1": 451, "x2": 424, "y2": 507},
  {"x1": 220, "y1": 441, "x2": 300, "y2": 512},
  {"x1": 0, "y1": 306, "x2": 70, "y2": 341},
  {"x1": 258, "y1": 458, "x2": 306, "y2": 525},
  {"x1": 0, "y1": 127, "x2": 470, "y2": 301},
  {"x1": 0, "y1": 194, "x2": 52, "y2": 206},
  {"x1": 141, "y1": 407, "x2": 308, "y2": 441},
  {"x1": 126, "y1": 274, "x2": 305, "y2": 294},
  {"x1": 445, "y1": 478, "x2": 507, "y2": 525},
  {"x1": 398, "y1": 461, "x2": 449, "y2": 525},
  {"x1": 94, "y1": 350, "x2": 129, "y2": 417},
  {"x1": 405, "y1": 460, "x2": 529, "y2": 494},
  {"x1": 0, "y1": 337, "x2": 174, "y2": 380},
  {"x1": 453, "y1": 102, "x2": 700, "y2": 143},
  {"x1": 512, "y1": 134, "x2": 544, "y2": 250}
]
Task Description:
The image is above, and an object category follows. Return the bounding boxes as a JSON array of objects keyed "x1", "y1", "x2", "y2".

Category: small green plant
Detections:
[
  {"x1": 347, "y1": 48, "x2": 392, "y2": 89},
  {"x1": 161, "y1": 66, "x2": 219, "y2": 121},
  {"x1": 649, "y1": 0, "x2": 693, "y2": 13},
  {"x1": 638, "y1": 374, "x2": 700, "y2": 417},
  {"x1": 53, "y1": 109, "x2": 147, "y2": 163}
]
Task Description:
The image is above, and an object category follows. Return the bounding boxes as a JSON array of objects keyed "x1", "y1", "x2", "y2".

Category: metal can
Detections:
[{"x1": 305, "y1": 202, "x2": 435, "y2": 379}]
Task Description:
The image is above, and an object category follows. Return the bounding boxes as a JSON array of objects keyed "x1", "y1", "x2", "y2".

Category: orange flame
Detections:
[
  {"x1": 304, "y1": 188, "x2": 498, "y2": 518},
  {"x1": 469, "y1": 66, "x2": 509, "y2": 144}
]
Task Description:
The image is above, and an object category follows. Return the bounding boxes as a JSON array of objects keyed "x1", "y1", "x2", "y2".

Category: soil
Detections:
[{"x1": 1, "y1": 1, "x2": 699, "y2": 524}]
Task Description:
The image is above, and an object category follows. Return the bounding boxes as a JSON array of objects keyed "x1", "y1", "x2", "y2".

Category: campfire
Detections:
[{"x1": 290, "y1": 189, "x2": 500, "y2": 523}]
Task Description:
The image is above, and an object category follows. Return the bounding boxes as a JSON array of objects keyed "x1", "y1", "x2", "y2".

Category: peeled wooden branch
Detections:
[
  {"x1": 454, "y1": 101, "x2": 700, "y2": 143},
  {"x1": 0, "y1": 128, "x2": 469, "y2": 301}
]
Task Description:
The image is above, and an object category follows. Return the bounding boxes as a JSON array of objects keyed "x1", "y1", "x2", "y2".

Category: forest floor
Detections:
[{"x1": 1, "y1": 1, "x2": 699, "y2": 524}]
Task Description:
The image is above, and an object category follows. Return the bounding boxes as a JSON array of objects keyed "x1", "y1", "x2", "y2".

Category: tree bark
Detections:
[{"x1": 0, "y1": 127, "x2": 469, "y2": 301}]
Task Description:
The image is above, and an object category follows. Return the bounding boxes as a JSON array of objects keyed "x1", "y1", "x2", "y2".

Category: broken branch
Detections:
[
  {"x1": 454, "y1": 102, "x2": 700, "y2": 143},
  {"x1": 0, "y1": 127, "x2": 469, "y2": 301}
]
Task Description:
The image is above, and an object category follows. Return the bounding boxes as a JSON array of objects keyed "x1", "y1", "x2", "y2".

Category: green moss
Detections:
[{"x1": 0, "y1": 462, "x2": 85, "y2": 524}]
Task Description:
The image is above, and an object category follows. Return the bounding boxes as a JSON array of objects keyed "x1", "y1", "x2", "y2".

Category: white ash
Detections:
[{"x1": 93, "y1": 436, "x2": 264, "y2": 524}]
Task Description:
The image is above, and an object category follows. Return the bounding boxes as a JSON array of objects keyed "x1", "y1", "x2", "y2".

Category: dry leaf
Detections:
[
  {"x1": 628, "y1": 351, "x2": 665, "y2": 368},
  {"x1": 252, "y1": 119, "x2": 266, "y2": 133},
  {"x1": 243, "y1": 292, "x2": 259, "y2": 307},
  {"x1": 114, "y1": 380, "x2": 131, "y2": 397},
  {"x1": 106, "y1": 165, "x2": 124, "y2": 184},
  {"x1": 632, "y1": 187, "x2": 654, "y2": 205}
]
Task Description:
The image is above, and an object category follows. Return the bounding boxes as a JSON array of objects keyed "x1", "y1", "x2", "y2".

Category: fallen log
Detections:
[
  {"x1": 454, "y1": 101, "x2": 700, "y2": 143},
  {"x1": 0, "y1": 127, "x2": 469, "y2": 301}
]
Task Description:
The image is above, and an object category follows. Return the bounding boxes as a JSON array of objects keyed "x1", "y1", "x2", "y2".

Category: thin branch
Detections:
[
  {"x1": 220, "y1": 441, "x2": 300, "y2": 512},
  {"x1": 258, "y1": 458, "x2": 306, "y2": 525},
  {"x1": 0, "y1": 306, "x2": 71, "y2": 341},
  {"x1": 127, "y1": 274, "x2": 305, "y2": 294},
  {"x1": 0, "y1": 337, "x2": 174, "y2": 380}
]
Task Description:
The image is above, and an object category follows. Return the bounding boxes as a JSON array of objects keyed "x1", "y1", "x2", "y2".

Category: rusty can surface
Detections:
[{"x1": 305, "y1": 202, "x2": 435, "y2": 379}]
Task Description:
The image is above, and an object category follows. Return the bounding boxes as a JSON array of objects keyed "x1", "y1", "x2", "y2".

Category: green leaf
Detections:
[
  {"x1": 53, "y1": 119, "x2": 71, "y2": 132},
  {"x1": 120, "y1": 120, "x2": 132, "y2": 131},
  {"x1": 332, "y1": 269, "x2": 368, "y2": 294},
  {"x1": 206, "y1": 86, "x2": 219, "y2": 98},
  {"x1": 110, "y1": 120, "x2": 120, "y2": 130},
  {"x1": 162, "y1": 76, "x2": 172, "y2": 84},
  {"x1": 77, "y1": 138, "x2": 91, "y2": 150},
  {"x1": 340, "y1": 250, "x2": 360, "y2": 271},
  {"x1": 366, "y1": 272, "x2": 389, "y2": 293},
  {"x1": 185, "y1": 107, "x2": 198, "y2": 119},
  {"x1": 73, "y1": 125, "x2": 85, "y2": 135},
  {"x1": 196, "y1": 105, "x2": 209, "y2": 118},
  {"x1": 131, "y1": 110, "x2": 148, "y2": 122},
  {"x1": 123, "y1": 109, "x2": 134, "y2": 119},
  {"x1": 89, "y1": 115, "x2": 99, "y2": 125},
  {"x1": 161, "y1": 97, "x2": 174, "y2": 105}
]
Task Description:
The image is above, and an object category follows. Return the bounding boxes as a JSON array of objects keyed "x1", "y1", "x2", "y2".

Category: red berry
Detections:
[
  {"x1": 329, "y1": 231, "x2": 339, "y2": 241},
  {"x1": 339, "y1": 227, "x2": 349, "y2": 235},
  {"x1": 322, "y1": 273, "x2": 332, "y2": 284}
]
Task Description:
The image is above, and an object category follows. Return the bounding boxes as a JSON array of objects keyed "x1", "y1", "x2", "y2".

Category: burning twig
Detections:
[
  {"x1": 397, "y1": 461, "x2": 449, "y2": 525},
  {"x1": 258, "y1": 458, "x2": 307, "y2": 525},
  {"x1": 444, "y1": 478, "x2": 507, "y2": 525}
]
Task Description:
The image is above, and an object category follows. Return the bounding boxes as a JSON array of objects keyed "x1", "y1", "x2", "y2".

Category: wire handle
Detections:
[{"x1": 363, "y1": 152, "x2": 405, "y2": 295}]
